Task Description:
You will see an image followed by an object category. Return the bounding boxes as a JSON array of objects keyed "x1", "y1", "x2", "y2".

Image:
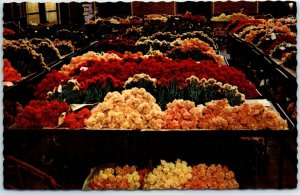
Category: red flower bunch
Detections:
[
  {"x1": 182, "y1": 13, "x2": 207, "y2": 23},
  {"x1": 3, "y1": 28, "x2": 15, "y2": 35},
  {"x1": 35, "y1": 70, "x2": 70, "y2": 99},
  {"x1": 264, "y1": 34, "x2": 296, "y2": 54},
  {"x1": 79, "y1": 74, "x2": 123, "y2": 89},
  {"x1": 71, "y1": 56, "x2": 257, "y2": 98},
  {"x1": 62, "y1": 108, "x2": 91, "y2": 129},
  {"x1": 3, "y1": 59, "x2": 22, "y2": 82},
  {"x1": 15, "y1": 100, "x2": 69, "y2": 128}
]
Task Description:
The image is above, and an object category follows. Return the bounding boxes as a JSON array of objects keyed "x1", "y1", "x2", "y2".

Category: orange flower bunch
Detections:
[
  {"x1": 244, "y1": 29, "x2": 267, "y2": 43},
  {"x1": 171, "y1": 38, "x2": 224, "y2": 64},
  {"x1": 89, "y1": 165, "x2": 140, "y2": 190},
  {"x1": 84, "y1": 88, "x2": 163, "y2": 130},
  {"x1": 231, "y1": 12, "x2": 254, "y2": 21},
  {"x1": 143, "y1": 159, "x2": 193, "y2": 189},
  {"x1": 199, "y1": 99, "x2": 288, "y2": 130},
  {"x1": 163, "y1": 100, "x2": 201, "y2": 130},
  {"x1": 144, "y1": 14, "x2": 168, "y2": 22},
  {"x1": 172, "y1": 38, "x2": 212, "y2": 52},
  {"x1": 3, "y1": 59, "x2": 22, "y2": 82},
  {"x1": 60, "y1": 51, "x2": 122, "y2": 76},
  {"x1": 184, "y1": 164, "x2": 239, "y2": 189}
]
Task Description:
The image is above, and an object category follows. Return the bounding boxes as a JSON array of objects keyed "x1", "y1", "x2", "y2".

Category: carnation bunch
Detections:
[
  {"x1": 3, "y1": 39, "x2": 47, "y2": 76},
  {"x1": 143, "y1": 159, "x2": 193, "y2": 189},
  {"x1": 35, "y1": 70, "x2": 70, "y2": 99},
  {"x1": 163, "y1": 100, "x2": 201, "y2": 130},
  {"x1": 124, "y1": 73, "x2": 157, "y2": 90},
  {"x1": 184, "y1": 164, "x2": 239, "y2": 189},
  {"x1": 62, "y1": 108, "x2": 91, "y2": 129},
  {"x1": 35, "y1": 41, "x2": 61, "y2": 64},
  {"x1": 15, "y1": 100, "x2": 69, "y2": 128},
  {"x1": 184, "y1": 76, "x2": 245, "y2": 106},
  {"x1": 199, "y1": 99, "x2": 288, "y2": 130},
  {"x1": 89, "y1": 165, "x2": 140, "y2": 190},
  {"x1": 3, "y1": 59, "x2": 22, "y2": 83},
  {"x1": 60, "y1": 51, "x2": 121, "y2": 76},
  {"x1": 53, "y1": 40, "x2": 76, "y2": 56},
  {"x1": 85, "y1": 88, "x2": 163, "y2": 130}
]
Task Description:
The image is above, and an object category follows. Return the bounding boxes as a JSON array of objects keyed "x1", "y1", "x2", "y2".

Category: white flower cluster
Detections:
[
  {"x1": 85, "y1": 88, "x2": 163, "y2": 130},
  {"x1": 143, "y1": 159, "x2": 193, "y2": 189}
]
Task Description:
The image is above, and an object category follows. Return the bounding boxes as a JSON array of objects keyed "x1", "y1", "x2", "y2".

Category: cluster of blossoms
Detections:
[
  {"x1": 143, "y1": 159, "x2": 193, "y2": 189},
  {"x1": 84, "y1": 88, "x2": 163, "y2": 130},
  {"x1": 231, "y1": 17, "x2": 296, "y2": 61},
  {"x1": 88, "y1": 160, "x2": 238, "y2": 190},
  {"x1": 15, "y1": 100, "x2": 69, "y2": 128},
  {"x1": 211, "y1": 13, "x2": 232, "y2": 22},
  {"x1": 141, "y1": 31, "x2": 215, "y2": 47},
  {"x1": 199, "y1": 99, "x2": 288, "y2": 130},
  {"x1": 162, "y1": 100, "x2": 201, "y2": 130},
  {"x1": 3, "y1": 59, "x2": 22, "y2": 83},
  {"x1": 167, "y1": 38, "x2": 224, "y2": 64},
  {"x1": 89, "y1": 165, "x2": 140, "y2": 190},
  {"x1": 144, "y1": 14, "x2": 168, "y2": 22},
  {"x1": 59, "y1": 51, "x2": 122, "y2": 76},
  {"x1": 62, "y1": 108, "x2": 91, "y2": 129},
  {"x1": 3, "y1": 28, "x2": 16, "y2": 35},
  {"x1": 35, "y1": 70, "x2": 70, "y2": 99},
  {"x1": 52, "y1": 40, "x2": 76, "y2": 56},
  {"x1": 270, "y1": 42, "x2": 297, "y2": 62},
  {"x1": 93, "y1": 38, "x2": 137, "y2": 53},
  {"x1": 124, "y1": 73, "x2": 157, "y2": 89},
  {"x1": 42, "y1": 51, "x2": 257, "y2": 98},
  {"x1": 35, "y1": 56, "x2": 258, "y2": 100},
  {"x1": 3, "y1": 39, "x2": 47, "y2": 76},
  {"x1": 184, "y1": 164, "x2": 239, "y2": 189}
]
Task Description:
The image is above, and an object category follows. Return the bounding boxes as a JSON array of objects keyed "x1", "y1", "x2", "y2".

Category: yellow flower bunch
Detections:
[
  {"x1": 143, "y1": 159, "x2": 193, "y2": 189},
  {"x1": 90, "y1": 165, "x2": 140, "y2": 190}
]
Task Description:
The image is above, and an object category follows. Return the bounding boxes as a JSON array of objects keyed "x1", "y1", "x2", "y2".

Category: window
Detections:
[
  {"x1": 26, "y1": 2, "x2": 40, "y2": 25},
  {"x1": 45, "y1": 2, "x2": 58, "y2": 23}
]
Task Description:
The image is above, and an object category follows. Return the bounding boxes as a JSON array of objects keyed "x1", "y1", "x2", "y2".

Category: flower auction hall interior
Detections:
[{"x1": 3, "y1": 0, "x2": 297, "y2": 190}]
